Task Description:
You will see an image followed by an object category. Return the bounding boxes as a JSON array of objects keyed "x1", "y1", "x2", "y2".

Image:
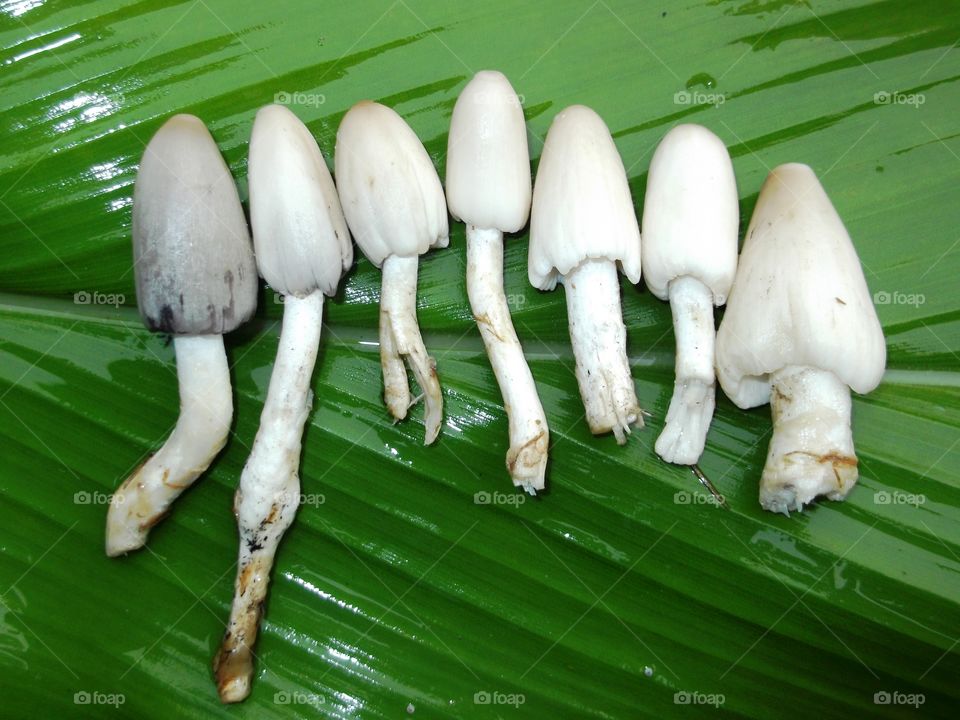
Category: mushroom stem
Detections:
[
  {"x1": 563, "y1": 258, "x2": 642, "y2": 443},
  {"x1": 379, "y1": 254, "x2": 442, "y2": 444},
  {"x1": 106, "y1": 334, "x2": 231, "y2": 557},
  {"x1": 655, "y1": 276, "x2": 716, "y2": 465},
  {"x1": 761, "y1": 364, "x2": 857, "y2": 514},
  {"x1": 214, "y1": 291, "x2": 323, "y2": 703},
  {"x1": 466, "y1": 225, "x2": 548, "y2": 492}
]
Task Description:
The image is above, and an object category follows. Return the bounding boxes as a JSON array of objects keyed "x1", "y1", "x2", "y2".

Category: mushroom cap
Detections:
[
  {"x1": 641, "y1": 124, "x2": 739, "y2": 304},
  {"x1": 445, "y1": 70, "x2": 531, "y2": 233},
  {"x1": 132, "y1": 114, "x2": 256, "y2": 335},
  {"x1": 528, "y1": 105, "x2": 641, "y2": 291},
  {"x1": 334, "y1": 101, "x2": 448, "y2": 268},
  {"x1": 248, "y1": 104, "x2": 352, "y2": 298},
  {"x1": 715, "y1": 163, "x2": 886, "y2": 408}
]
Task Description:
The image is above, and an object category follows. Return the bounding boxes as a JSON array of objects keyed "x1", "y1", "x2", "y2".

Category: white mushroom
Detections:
[
  {"x1": 213, "y1": 105, "x2": 352, "y2": 703},
  {"x1": 641, "y1": 124, "x2": 738, "y2": 465},
  {"x1": 529, "y1": 105, "x2": 643, "y2": 444},
  {"x1": 446, "y1": 71, "x2": 547, "y2": 493},
  {"x1": 106, "y1": 114, "x2": 256, "y2": 557},
  {"x1": 335, "y1": 101, "x2": 448, "y2": 444},
  {"x1": 716, "y1": 163, "x2": 885, "y2": 514}
]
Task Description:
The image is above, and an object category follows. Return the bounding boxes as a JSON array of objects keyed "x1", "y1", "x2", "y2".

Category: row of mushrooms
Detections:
[{"x1": 105, "y1": 70, "x2": 884, "y2": 702}]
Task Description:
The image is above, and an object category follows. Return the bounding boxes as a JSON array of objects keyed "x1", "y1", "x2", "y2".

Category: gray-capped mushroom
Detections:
[
  {"x1": 106, "y1": 114, "x2": 256, "y2": 557},
  {"x1": 213, "y1": 105, "x2": 351, "y2": 703},
  {"x1": 529, "y1": 105, "x2": 643, "y2": 444},
  {"x1": 446, "y1": 70, "x2": 548, "y2": 493},
  {"x1": 335, "y1": 100, "x2": 448, "y2": 444},
  {"x1": 716, "y1": 163, "x2": 885, "y2": 514},
  {"x1": 641, "y1": 124, "x2": 738, "y2": 465}
]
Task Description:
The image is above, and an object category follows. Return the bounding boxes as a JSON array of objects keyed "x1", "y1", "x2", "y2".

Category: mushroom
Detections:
[
  {"x1": 715, "y1": 163, "x2": 885, "y2": 514},
  {"x1": 528, "y1": 105, "x2": 643, "y2": 444},
  {"x1": 106, "y1": 114, "x2": 256, "y2": 557},
  {"x1": 446, "y1": 71, "x2": 548, "y2": 493},
  {"x1": 334, "y1": 101, "x2": 448, "y2": 444},
  {"x1": 213, "y1": 105, "x2": 352, "y2": 703},
  {"x1": 641, "y1": 124, "x2": 738, "y2": 465}
]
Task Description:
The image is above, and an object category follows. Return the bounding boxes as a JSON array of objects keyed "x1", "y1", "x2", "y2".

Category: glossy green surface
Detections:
[{"x1": 1, "y1": 1, "x2": 958, "y2": 717}]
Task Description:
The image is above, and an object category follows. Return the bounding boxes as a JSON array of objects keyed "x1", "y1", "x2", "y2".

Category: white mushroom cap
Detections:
[
  {"x1": 446, "y1": 70, "x2": 531, "y2": 233},
  {"x1": 133, "y1": 114, "x2": 257, "y2": 335},
  {"x1": 334, "y1": 101, "x2": 448, "y2": 268},
  {"x1": 529, "y1": 105, "x2": 641, "y2": 291},
  {"x1": 248, "y1": 105, "x2": 352, "y2": 298},
  {"x1": 716, "y1": 163, "x2": 886, "y2": 408},
  {"x1": 641, "y1": 124, "x2": 739, "y2": 304}
]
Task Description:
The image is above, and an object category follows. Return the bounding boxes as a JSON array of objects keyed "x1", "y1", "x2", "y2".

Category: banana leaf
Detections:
[{"x1": 1, "y1": 0, "x2": 958, "y2": 717}]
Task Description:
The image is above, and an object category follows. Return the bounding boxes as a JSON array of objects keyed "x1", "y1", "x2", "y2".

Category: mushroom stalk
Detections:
[
  {"x1": 379, "y1": 254, "x2": 442, "y2": 444},
  {"x1": 655, "y1": 276, "x2": 716, "y2": 464},
  {"x1": 214, "y1": 291, "x2": 323, "y2": 703},
  {"x1": 466, "y1": 225, "x2": 548, "y2": 492},
  {"x1": 106, "y1": 334, "x2": 231, "y2": 556},
  {"x1": 564, "y1": 258, "x2": 641, "y2": 444},
  {"x1": 761, "y1": 365, "x2": 856, "y2": 515}
]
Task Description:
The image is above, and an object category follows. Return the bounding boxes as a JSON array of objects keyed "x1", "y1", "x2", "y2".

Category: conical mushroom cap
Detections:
[
  {"x1": 132, "y1": 114, "x2": 256, "y2": 335},
  {"x1": 528, "y1": 105, "x2": 641, "y2": 291},
  {"x1": 334, "y1": 101, "x2": 448, "y2": 268},
  {"x1": 641, "y1": 124, "x2": 739, "y2": 304},
  {"x1": 248, "y1": 104, "x2": 352, "y2": 298},
  {"x1": 716, "y1": 163, "x2": 886, "y2": 408},
  {"x1": 446, "y1": 70, "x2": 531, "y2": 233}
]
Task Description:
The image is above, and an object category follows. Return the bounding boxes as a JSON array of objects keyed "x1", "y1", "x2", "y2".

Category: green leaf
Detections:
[{"x1": 1, "y1": 1, "x2": 958, "y2": 717}]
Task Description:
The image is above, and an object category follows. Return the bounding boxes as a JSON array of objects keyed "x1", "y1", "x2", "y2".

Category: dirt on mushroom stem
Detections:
[
  {"x1": 105, "y1": 334, "x2": 232, "y2": 556},
  {"x1": 760, "y1": 364, "x2": 858, "y2": 514},
  {"x1": 466, "y1": 225, "x2": 548, "y2": 491},
  {"x1": 215, "y1": 292, "x2": 322, "y2": 702},
  {"x1": 562, "y1": 258, "x2": 642, "y2": 443},
  {"x1": 379, "y1": 254, "x2": 443, "y2": 444}
]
